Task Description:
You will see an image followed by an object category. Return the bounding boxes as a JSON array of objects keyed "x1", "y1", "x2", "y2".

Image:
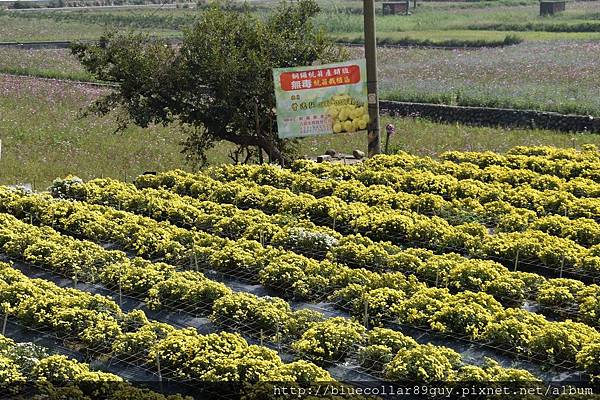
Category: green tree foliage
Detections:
[{"x1": 71, "y1": 0, "x2": 343, "y2": 165}]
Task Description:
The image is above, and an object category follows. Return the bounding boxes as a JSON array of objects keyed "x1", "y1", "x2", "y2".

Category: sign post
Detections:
[
  {"x1": 385, "y1": 123, "x2": 395, "y2": 154},
  {"x1": 273, "y1": 60, "x2": 369, "y2": 139},
  {"x1": 364, "y1": 0, "x2": 381, "y2": 157}
]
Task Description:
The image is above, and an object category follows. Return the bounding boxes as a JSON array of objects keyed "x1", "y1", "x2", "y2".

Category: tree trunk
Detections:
[
  {"x1": 258, "y1": 147, "x2": 264, "y2": 164},
  {"x1": 220, "y1": 133, "x2": 287, "y2": 165},
  {"x1": 258, "y1": 137, "x2": 287, "y2": 166}
]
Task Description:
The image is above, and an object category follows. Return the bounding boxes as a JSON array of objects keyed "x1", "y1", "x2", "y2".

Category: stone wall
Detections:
[{"x1": 379, "y1": 100, "x2": 600, "y2": 133}]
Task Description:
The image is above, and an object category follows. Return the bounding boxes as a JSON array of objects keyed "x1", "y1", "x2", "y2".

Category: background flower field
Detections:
[{"x1": 2, "y1": 0, "x2": 600, "y2": 115}]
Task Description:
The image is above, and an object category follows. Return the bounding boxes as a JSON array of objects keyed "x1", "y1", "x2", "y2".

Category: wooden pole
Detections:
[{"x1": 364, "y1": 0, "x2": 380, "y2": 157}]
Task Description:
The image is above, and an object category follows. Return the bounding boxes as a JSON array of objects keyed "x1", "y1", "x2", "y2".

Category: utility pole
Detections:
[{"x1": 364, "y1": 0, "x2": 380, "y2": 157}]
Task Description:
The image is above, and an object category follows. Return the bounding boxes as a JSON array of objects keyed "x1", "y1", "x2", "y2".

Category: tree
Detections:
[{"x1": 71, "y1": 0, "x2": 344, "y2": 166}]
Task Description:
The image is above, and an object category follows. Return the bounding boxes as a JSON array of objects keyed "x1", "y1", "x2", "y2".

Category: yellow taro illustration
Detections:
[
  {"x1": 326, "y1": 94, "x2": 369, "y2": 133},
  {"x1": 333, "y1": 122, "x2": 343, "y2": 133}
]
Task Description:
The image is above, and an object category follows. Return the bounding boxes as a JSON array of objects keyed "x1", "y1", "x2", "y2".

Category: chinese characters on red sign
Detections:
[{"x1": 279, "y1": 65, "x2": 361, "y2": 91}]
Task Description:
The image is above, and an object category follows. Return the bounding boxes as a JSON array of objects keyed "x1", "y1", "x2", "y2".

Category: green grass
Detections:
[
  {"x1": 0, "y1": 14, "x2": 112, "y2": 41},
  {"x1": 337, "y1": 32, "x2": 523, "y2": 47},
  {"x1": 0, "y1": 48, "x2": 93, "y2": 81},
  {"x1": 4, "y1": 0, "x2": 600, "y2": 43},
  {"x1": 0, "y1": 12, "x2": 178, "y2": 42},
  {"x1": 2, "y1": 74, "x2": 600, "y2": 189},
  {"x1": 317, "y1": 0, "x2": 600, "y2": 43},
  {"x1": 333, "y1": 29, "x2": 600, "y2": 42},
  {"x1": 415, "y1": 0, "x2": 540, "y2": 10},
  {"x1": 0, "y1": 74, "x2": 188, "y2": 189},
  {"x1": 215, "y1": 119, "x2": 600, "y2": 164},
  {"x1": 5, "y1": 7, "x2": 196, "y2": 30},
  {"x1": 312, "y1": 115, "x2": 600, "y2": 158},
  {"x1": 467, "y1": 21, "x2": 600, "y2": 32}
]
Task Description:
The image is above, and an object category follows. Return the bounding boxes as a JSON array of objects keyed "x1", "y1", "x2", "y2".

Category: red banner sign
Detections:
[{"x1": 279, "y1": 64, "x2": 361, "y2": 91}]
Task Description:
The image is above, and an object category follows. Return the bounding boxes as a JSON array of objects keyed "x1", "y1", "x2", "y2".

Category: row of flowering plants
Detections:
[
  {"x1": 5, "y1": 184, "x2": 599, "y2": 327},
  {"x1": 204, "y1": 161, "x2": 600, "y2": 247},
  {"x1": 0, "y1": 259, "x2": 335, "y2": 387},
  {"x1": 0, "y1": 214, "x2": 536, "y2": 384},
  {"x1": 13, "y1": 179, "x2": 598, "y2": 374},
  {"x1": 440, "y1": 145, "x2": 600, "y2": 181},
  {"x1": 108, "y1": 170, "x2": 600, "y2": 278},
  {"x1": 0, "y1": 331, "x2": 191, "y2": 399}
]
